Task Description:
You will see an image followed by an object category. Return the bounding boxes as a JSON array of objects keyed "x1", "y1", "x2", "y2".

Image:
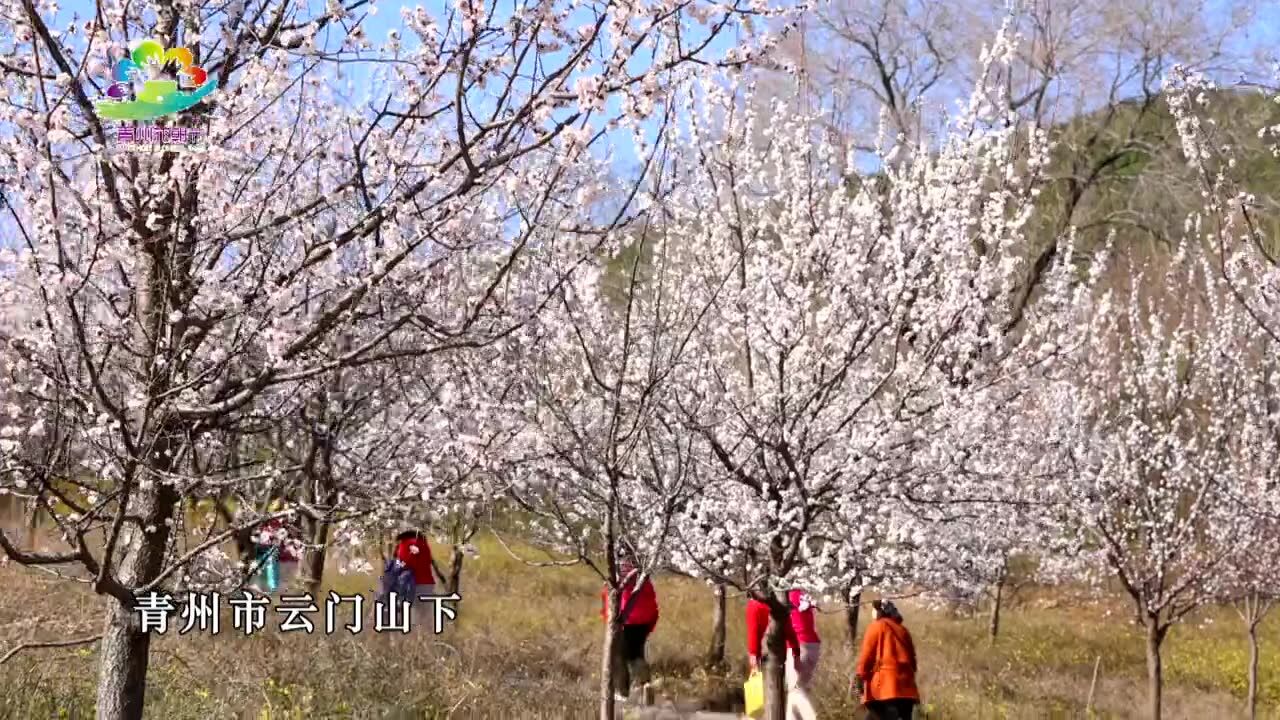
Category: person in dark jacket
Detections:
[{"x1": 600, "y1": 559, "x2": 659, "y2": 701}]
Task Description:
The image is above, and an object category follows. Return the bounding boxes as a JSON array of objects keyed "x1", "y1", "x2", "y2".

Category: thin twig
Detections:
[
  {"x1": 489, "y1": 528, "x2": 579, "y2": 568},
  {"x1": 0, "y1": 634, "x2": 102, "y2": 665},
  {"x1": 1085, "y1": 655, "x2": 1101, "y2": 717}
]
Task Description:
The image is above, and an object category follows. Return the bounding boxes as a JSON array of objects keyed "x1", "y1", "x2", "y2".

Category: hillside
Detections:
[{"x1": 1022, "y1": 87, "x2": 1280, "y2": 302}]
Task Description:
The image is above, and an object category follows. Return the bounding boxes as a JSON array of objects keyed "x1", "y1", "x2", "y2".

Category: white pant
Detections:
[
  {"x1": 785, "y1": 685, "x2": 817, "y2": 720},
  {"x1": 785, "y1": 643, "x2": 821, "y2": 720},
  {"x1": 785, "y1": 642, "x2": 821, "y2": 690}
]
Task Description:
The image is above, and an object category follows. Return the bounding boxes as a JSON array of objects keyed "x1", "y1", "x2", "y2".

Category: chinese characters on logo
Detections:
[
  {"x1": 134, "y1": 590, "x2": 462, "y2": 635},
  {"x1": 111, "y1": 124, "x2": 206, "y2": 152}
]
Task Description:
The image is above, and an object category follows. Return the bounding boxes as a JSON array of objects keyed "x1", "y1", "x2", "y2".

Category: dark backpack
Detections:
[{"x1": 376, "y1": 558, "x2": 416, "y2": 603}]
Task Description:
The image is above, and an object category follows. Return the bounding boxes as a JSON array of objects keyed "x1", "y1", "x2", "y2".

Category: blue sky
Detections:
[
  {"x1": 1, "y1": 0, "x2": 740, "y2": 215},
  {"x1": 43, "y1": 0, "x2": 1280, "y2": 164}
]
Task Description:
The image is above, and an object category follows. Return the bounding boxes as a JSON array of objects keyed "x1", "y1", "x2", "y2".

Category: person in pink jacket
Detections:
[{"x1": 787, "y1": 588, "x2": 821, "y2": 691}]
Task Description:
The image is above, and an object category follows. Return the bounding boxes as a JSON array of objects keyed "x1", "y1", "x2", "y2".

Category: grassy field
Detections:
[{"x1": 1, "y1": 534, "x2": 1279, "y2": 719}]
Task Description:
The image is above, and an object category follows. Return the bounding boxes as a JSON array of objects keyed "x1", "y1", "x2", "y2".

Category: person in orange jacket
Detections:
[{"x1": 855, "y1": 599, "x2": 920, "y2": 720}]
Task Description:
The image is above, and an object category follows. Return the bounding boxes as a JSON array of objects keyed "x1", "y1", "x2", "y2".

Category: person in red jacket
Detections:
[
  {"x1": 788, "y1": 588, "x2": 822, "y2": 691},
  {"x1": 748, "y1": 593, "x2": 815, "y2": 720},
  {"x1": 745, "y1": 594, "x2": 801, "y2": 675},
  {"x1": 394, "y1": 529, "x2": 436, "y2": 599},
  {"x1": 600, "y1": 560, "x2": 659, "y2": 701}
]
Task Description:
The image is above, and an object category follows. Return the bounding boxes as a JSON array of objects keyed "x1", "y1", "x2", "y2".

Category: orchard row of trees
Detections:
[{"x1": 1, "y1": 0, "x2": 1280, "y2": 719}]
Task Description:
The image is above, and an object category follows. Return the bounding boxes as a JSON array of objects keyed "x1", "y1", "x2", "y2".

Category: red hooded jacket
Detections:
[
  {"x1": 788, "y1": 589, "x2": 820, "y2": 644},
  {"x1": 394, "y1": 534, "x2": 435, "y2": 585},
  {"x1": 600, "y1": 567, "x2": 659, "y2": 627},
  {"x1": 746, "y1": 597, "x2": 801, "y2": 661}
]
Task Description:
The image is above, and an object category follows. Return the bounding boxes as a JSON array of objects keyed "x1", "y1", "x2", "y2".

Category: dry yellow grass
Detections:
[{"x1": 1, "y1": 534, "x2": 1278, "y2": 719}]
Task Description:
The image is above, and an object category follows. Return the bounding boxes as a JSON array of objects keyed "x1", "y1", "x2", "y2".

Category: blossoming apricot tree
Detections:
[{"x1": 0, "y1": 0, "x2": 783, "y2": 715}]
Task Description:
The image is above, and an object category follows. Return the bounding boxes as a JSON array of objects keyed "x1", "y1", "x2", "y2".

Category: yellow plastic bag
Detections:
[{"x1": 743, "y1": 670, "x2": 764, "y2": 718}]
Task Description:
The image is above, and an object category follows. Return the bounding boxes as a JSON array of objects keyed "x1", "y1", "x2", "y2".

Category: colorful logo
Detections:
[{"x1": 95, "y1": 40, "x2": 217, "y2": 121}]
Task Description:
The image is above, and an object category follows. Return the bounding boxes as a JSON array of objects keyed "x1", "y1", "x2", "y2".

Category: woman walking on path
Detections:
[
  {"x1": 600, "y1": 559, "x2": 659, "y2": 702},
  {"x1": 746, "y1": 595, "x2": 800, "y2": 676},
  {"x1": 788, "y1": 588, "x2": 821, "y2": 691},
  {"x1": 855, "y1": 599, "x2": 920, "y2": 720},
  {"x1": 746, "y1": 592, "x2": 814, "y2": 720}
]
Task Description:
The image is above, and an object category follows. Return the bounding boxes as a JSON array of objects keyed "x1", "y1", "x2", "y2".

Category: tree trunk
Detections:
[
  {"x1": 97, "y1": 599, "x2": 151, "y2": 720},
  {"x1": 844, "y1": 585, "x2": 861, "y2": 651},
  {"x1": 302, "y1": 518, "x2": 330, "y2": 596},
  {"x1": 298, "y1": 371, "x2": 341, "y2": 596},
  {"x1": 447, "y1": 544, "x2": 464, "y2": 595},
  {"x1": 0, "y1": 494, "x2": 15, "y2": 532},
  {"x1": 1247, "y1": 619, "x2": 1260, "y2": 720},
  {"x1": 988, "y1": 575, "x2": 1005, "y2": 643},
  {"x1": 601, "y1": 588, "x2": 621, "y2": 720},
  {"x1": 24, "y1": 496, "x2": 40, "y2": 549},
  {"x1": 601, "y1": 474, "x2": 620, "y2": 720},
  {"x1": 706, "y1": 582, "x2": 726, "y2": 668},
  {"x1": 214, "y1": 496, "x2": 253, "y2": 566},
  {"x1": 1144, "y1": 617, "x2": 1165, "y2": 720},
  {"x1": 845, "y1": 585, "x2": 862, "y2": 691},
  {"x1": 217, "y1": 442, "x2": 253, "y2": 566},
  {"x1": 763, "y1": 592, "x2": 790, "y2": 720},
  {"x1": 95, "y1": 480, "x2": 179, "y2": 720}
]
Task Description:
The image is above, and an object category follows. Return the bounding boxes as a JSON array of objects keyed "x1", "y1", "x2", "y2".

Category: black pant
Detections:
[
  {"x1": 866, "y1": 699, "x2": 916, "y2": 720},
  {"x1": 612, "y1": 623, "x2": 653, "y2": 697}
]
